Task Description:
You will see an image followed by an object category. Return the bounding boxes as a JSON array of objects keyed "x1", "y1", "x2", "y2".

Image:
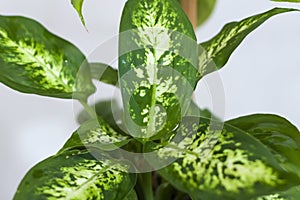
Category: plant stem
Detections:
[
  {"x1": 79, "y1": 99, "x2": 97, "y2": 119},
  {"x1": 137, "y1": 172, "x2": 154, "y2": 200},
  {"x1": 143, "y1": 172, "x2": 154, "y2": 200},
  {"x1": 181, "y1": 0, "x2": 197, "y2": 28}
]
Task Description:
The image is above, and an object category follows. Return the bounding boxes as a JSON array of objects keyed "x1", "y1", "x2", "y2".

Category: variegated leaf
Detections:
[
  {"x1": 0, "y1": 16, "x2": 95, "y2": 99},
  {"x1": 71, "y1": 0, "x2": 86, "y2": 27},
  {"x1": 61, "y1": 117, "x2": 130, "y2": 152},
  {"x1": 198, "y1": 8, "x2": 298, "y2": 79},
  {"x1": 14, "y1": 150, "x2": 136, "y2": 200},
  {"x1": 256, "y1": 194, "x2": 287, "y2": 200},
  {"x1": 145, "y1": 117, "x2": 300, "y2": 200},
  {"x1": 119, "y1": 0, "x2": 198, "y2": 140},
  {"x1": 227, "y1": 114, "x2": 300, "y2": 179},
  {"x1": 196, "y1": 0, "x2": 217, "y2": 27}
]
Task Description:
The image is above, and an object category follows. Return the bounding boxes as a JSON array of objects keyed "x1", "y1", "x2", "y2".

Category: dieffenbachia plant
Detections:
[{"x1": 0, "y1": 0, "x2": 299, "y2": 199}]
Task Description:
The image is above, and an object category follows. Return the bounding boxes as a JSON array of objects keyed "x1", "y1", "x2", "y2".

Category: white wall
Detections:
[{"x1": 0, "y1": 0, "x2": 299, "y2": 199}]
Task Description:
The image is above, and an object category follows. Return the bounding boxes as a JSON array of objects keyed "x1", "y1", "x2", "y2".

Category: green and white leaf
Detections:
[
  {"x1": 256, "y1": 194, "x2": 287, "y2": 200},
  {"x1": 71, "y1": 0, "x2": 86, "y2": 27},
  {"x1": 14, "y1": 150, "x2": 136, "y2": 200},
  {"x1": 0, "y1": 15, "x2": 95, "y2": 99},
  {"x1": 227, "y1": 114, "x2": 300, "y2": 179},
  {"x1": 145, "y1": 117, "x2": 300, "y2": 200},
  {"x1": 196, "y1": 0, "x2": 217, "y2": 27},
  {"x1": 61, "y1": 117, "x2": 130, "y2": 152},
  {"x1": 119, "y1": 0, "x2": 198, "y2": 139},
  {"x1": 198, "y1": 8, "x2": 298, "y2": 79}
]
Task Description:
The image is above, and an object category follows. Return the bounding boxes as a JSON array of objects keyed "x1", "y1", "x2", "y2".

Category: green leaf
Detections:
[
  {"x1": 71, "y1": 0, "x2": 86, "y2": 27},
  {"x1": 124, "y1": 189, "x2": 138, "y2": 200},
  {"x1": 0, "y1": 15, "x2": 95, "y2": 99},
  {"x1": 197, "y1": 0, "x2": 217, "y2": 27},
  {"x1": 186, "y1": 99, "x2": 221, "y2": 121},
  {"x1": 255, "y1": 186, "x2": 300, "y2": 200},
  {"x1": 89, "y1": 63, "x2": 118, "y2": 86},
  {"x1": 61, "y1": 117, "x2": 130, "y2": 152},
  {"x1": 256, "y1": 193, "x2": 288, "y2": 200},
  {"x1": 145, "y1": 117, "x2": 300, "y2": 200},
  {"x1": 14, "y1": 149, "x2": 136, "y2": 200},
  {"x1": 119, "y1": 0, "x2": 198, "y2": 139},
  {"x1": 198, "y1": 8, "x2": 298, "y2": 79},
  {"x1": 227, "y1": 114, "x2": 300, "y2": 178},
  {"x1": 77, "y1": 98, "x2": 123, "y2": 132}
]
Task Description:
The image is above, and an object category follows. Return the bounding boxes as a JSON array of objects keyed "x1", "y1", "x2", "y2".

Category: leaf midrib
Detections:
[
  {"x1": 7, "y1": 37, "x2": 73, "y2": 91},
  {"x1": 65, "y1": 164, "x2": 117, "y2": 199},
  {"x1": 146, "y1": 48, "x2": 158, "y2": 138}
]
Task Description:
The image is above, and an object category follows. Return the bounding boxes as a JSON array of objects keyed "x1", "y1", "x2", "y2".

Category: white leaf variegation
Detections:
[
  {"x1": 61, "y1": 117, "x2": 130, "y2": 152},
  {"x1": 119, "y1": 0, "x2": 198, "y2": 140},
  {"x1": 0, "y1": 15, "x2": 95, "y2": 99},
  {"x1": 14, "y1": 150, "x2": 136, "y2": 200},
  {"x1": 71, "y1": 0, "x2": 86, "y2": 27},
  {"x1": 198, "y1": 8, "x2": 298, "y2": 79},
  {"x1": 145, "y1": 117, "x2": 300, "y2": 200}
]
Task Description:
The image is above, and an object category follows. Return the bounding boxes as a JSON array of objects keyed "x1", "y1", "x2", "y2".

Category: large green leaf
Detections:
[
  {"x1": 198, "y1": 8, "x2": 298, "y2": 79},
  {"x1": 0, "y1": 16, "x2": 95, "y2": 99},
  {"x1": 197, "y1": 0, "x2": 217, "y2": 27},
  {"x1": 145, "y1": 117, "x2": 300, "y2": 200},
  {"x1": 61, "y1": 117, "x2": 130, "y2": 152},
  {"x1": 119, "y1": 0, "x2": 198, "y2": 139},
  {"x1": 227, "y1": 114, "x2": 300, "y2": 179},
  {"x1": 14, "y1": 150, "x2": 136, "y2": 200},
  {"x1": 71, "y1": 0, "x2": 86, "y2": 27}
]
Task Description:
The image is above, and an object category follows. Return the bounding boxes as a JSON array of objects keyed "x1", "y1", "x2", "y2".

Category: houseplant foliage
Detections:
[{"x1": 0, "y1": 0, "x2": 299, "y2": 199}]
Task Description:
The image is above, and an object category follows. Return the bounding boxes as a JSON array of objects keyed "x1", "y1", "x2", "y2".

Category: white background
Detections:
[{"x1": 0, "y1": 0, "x2": 299, "y2": 199}]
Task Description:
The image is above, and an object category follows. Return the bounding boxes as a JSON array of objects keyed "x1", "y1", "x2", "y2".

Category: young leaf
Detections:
[
  {"x1": 145, "y1": 117, "x2": 300, "y2": 200},
  {"x1": 198, "y1": 8, "x2": 298, "y2": 79},
  {"x1": 14, "y1": 150, "x2": 136, "y2": 200},
  {"x1": 71, "y1": 0, "x2": 86, "y2": 27},
  {"x1": 197, "y1": 0, "x2": 217, "y2": 27},
  {"x1": 227, "y1": 114, "x2": 300, "y2": 178},
  {"x1": 61, "y1": 117, "x2": 130, "y2": 152},
  {"x1": 0, "y1": 16, "x2": 95, "y2": 99},
  {"x1": 119, "y1": 0, "x2": 198, "y2": 139},
  {"x1": 89, "y1": 63, "x2": 118, "y2": 86}
]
